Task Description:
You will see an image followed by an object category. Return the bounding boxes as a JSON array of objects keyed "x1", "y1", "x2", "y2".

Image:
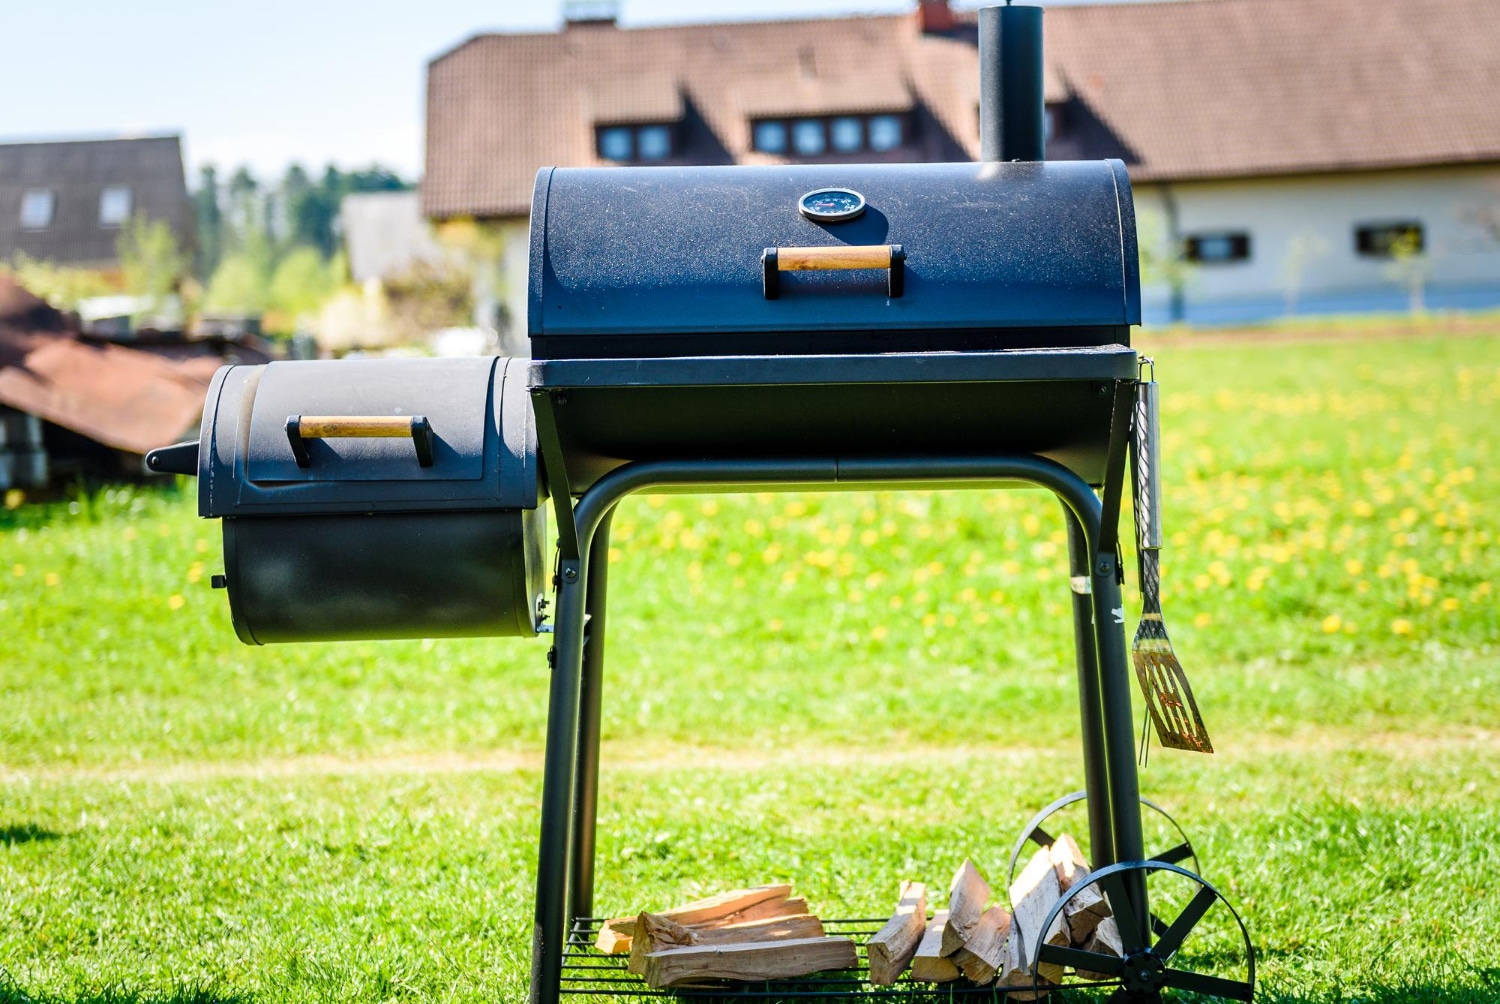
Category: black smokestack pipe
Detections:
[{"x1": 979, "y1": 3, "x2": 1046, "y2": 161}]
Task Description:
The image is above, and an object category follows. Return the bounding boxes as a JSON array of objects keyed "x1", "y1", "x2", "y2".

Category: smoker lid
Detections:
[
  {"x1": 197, "y1": 356, "x2": 540, "y2": 517},
  {"x1": 529, "y1": 160, "x2": 1141, "y2": 340}
]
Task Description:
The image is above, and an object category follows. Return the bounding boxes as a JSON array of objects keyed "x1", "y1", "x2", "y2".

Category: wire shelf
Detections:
[{"x1": 561, "y1": 918, "x2": 1080, "y2": 1002}]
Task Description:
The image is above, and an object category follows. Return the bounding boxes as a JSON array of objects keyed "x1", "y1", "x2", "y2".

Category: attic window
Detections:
[
  {"x1": 1184, "y1": 232, "x2": 1251, "y2": 263},
  {"x1": 1355, "y1": 221, "x2": 1423, "y2": 258},
  {"x1": 597, "y1": 123, "x2": 676, "y2": 163},
  {"x1": 751, "y1": 113, "x2": 910, "y2": 156},
  {"x1": 19, "y1": 189, "x2": 54, "y2": 231},
  {"x1": 99, "y1": 185, "x2": 133, "y2": 228}
]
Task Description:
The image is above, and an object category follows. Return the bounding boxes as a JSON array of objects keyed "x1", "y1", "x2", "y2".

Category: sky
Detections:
[{"x1": 2, "y1": 0, "x2": 1144, "y2": 184}]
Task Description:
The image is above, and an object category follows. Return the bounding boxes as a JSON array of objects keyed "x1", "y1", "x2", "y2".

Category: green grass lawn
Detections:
[{"x1": 2, "y1": 329, "x2": 1498, "y2": 1003}]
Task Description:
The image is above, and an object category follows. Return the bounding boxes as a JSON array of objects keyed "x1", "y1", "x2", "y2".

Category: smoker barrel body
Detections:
[
  {"x1": 195, "y1": 356, "x2": 546, "y2": 643},
  {"x1": 528, "y1": 159, "x2": 1141, "y2": 491}
]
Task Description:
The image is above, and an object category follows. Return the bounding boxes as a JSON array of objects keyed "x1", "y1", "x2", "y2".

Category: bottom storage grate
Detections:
[{"x1": 562, "y1": 918, "x2": 1081, "y2": 1001}]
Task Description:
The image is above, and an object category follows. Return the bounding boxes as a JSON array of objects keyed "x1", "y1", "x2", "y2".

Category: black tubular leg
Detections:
[
  {"x1": 1063, "y1": 504, "x2": 1114, "y2": 868},
  {"x1": 1090, "y1": 548, "x2": 1150, "y2": 937},
  {"x1": 529, "y1": 550, "x2": 590, "y2": 1004},
  {"x1": 568, "y1": 507, "x2": 616, "y2": 924}
]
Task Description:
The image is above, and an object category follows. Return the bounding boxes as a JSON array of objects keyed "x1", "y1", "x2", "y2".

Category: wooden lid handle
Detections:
[
  {"x1": 285, "y1": 415, "x2": 435, "y2": 468},
  {"x1": 761, "y1": 244, "x2": 905, "y2": 299}
]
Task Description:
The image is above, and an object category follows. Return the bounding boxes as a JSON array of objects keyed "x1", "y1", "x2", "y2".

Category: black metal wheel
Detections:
[
  {"x1": 1025, "y1": 860, "x2": 1255, "y2": 1003},
  {"x1": 1005, "y1": 790, "x2": 1200, "y2": 888}
]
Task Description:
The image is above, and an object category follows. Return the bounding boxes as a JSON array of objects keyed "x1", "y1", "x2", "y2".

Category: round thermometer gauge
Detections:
[{"x1": 798, "y1": 188, "x2": 866, "y2": 223}]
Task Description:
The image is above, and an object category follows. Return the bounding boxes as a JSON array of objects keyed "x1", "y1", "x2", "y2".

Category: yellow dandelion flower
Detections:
[
  {"x1": 11, "y1": 564, "x2": 23, "y2": 577},
  {"x1": 761, "y1": 543, "x2": 781, "y2": 564},
  {"x1": 1440, "y1": 597, "x2": 1460, "y2": 612},
  {"x1": 859, "y1": 529, "x2": 879, "y2": 547},
  {"x1": 1321, "y1": 614, "x2": 1342, "y2": 633},
  {"x1": 1193, "y1": 612, "x2": 1212, "y2": 628},
  {"x1": 921, "y1": 613, "x2": 938, "y2": 628},
  {"x1": 168, "y1": 594, "x2": 185, "y2": 610},
  {"x1": 725, "y1": 551, "x2": 743, "y2": 567},
  {"x1": 779, "y1": 569, "x2": 798, "y2": 586},
  {"x1": 870, "y1": 625, "x2": 889, "y2": 641},
  {"x1": 889, "y1": 595, "x2": 904, "y2": 609},
  {"x1": 45, "y1": 572, "x2": 59, "y2": 587},
  {"x1": 767, "y1": 618, "x2": 783, "y2": 632},
  {"x1": 3, "y1": 489, "x2": 22, "y2": 510},
  {"x1": 195, "y1": 539, "x2": 209, "y2": 553},
  {"x1": 1390, "y1": 619, "x2": 1413, "y2": 636},
  {"x1": 1344, "y1": 559, "x2": 1364, "y2": 576}
]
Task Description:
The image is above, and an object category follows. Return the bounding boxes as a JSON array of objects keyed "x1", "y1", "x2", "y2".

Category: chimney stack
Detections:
[
  {"x1": 917, "y1": 0, "x2": 957, "y2": 34},
  {"x1": 978, "y1": 4, "x2": 1046, "y2": 162}
]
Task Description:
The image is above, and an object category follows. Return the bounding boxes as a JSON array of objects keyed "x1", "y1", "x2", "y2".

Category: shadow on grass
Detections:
[
  {"x1": 0, "y1": 982, "x2": 249, "y2": 1004},
  {"x1": 0, "y1": 824, "x2": 61, "y2": 846}
]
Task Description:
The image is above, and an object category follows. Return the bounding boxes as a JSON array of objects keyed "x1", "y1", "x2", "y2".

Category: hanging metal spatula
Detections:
[{"x1": 1131, "y1": 367, "x2": 1214, "y2": 754}]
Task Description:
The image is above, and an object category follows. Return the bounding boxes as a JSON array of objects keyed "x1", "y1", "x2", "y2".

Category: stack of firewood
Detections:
[
  {"x1": 873, "y1": 835, "x2": 1122, "y2": 993},
  {"x1": 593, "y1": 833, "x2": 1122, "y2": 992},
  {"x1": 594, "y1": 884, "x2": 856, "y2": 989}
]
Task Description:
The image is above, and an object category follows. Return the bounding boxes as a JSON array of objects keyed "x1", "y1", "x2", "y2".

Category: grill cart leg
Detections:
[
  {"x1": 1063, "y1": 504, "x2": 1115, "y2": 868},
  {"x1": 1090, "y1": 540, "x2": 1152, "y2": 939},
  {"x1": 529, "y1": 547, "x2": 591, "y2": 1004},
  {"x1": 569, "y1": 508, "x2": 616, "y2": 923}
]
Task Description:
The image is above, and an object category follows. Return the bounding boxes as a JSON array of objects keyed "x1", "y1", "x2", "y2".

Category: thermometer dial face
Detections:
[{"x1": 798, "y1": 188, "x2": 866, "y2": 223}]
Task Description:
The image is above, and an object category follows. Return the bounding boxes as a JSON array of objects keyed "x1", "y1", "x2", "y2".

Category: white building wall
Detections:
[{"x1": 1134, "y1": 164, "x2": 1500, "y2": 324}]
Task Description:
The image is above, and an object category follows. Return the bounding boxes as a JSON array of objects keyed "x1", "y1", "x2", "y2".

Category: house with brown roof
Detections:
[
  {"x1": 425, "y1": 0, "x2": 1500, "y2": 329},
  {"x1": 0, "y1": 135, "x2": 193, "y2": 270}
]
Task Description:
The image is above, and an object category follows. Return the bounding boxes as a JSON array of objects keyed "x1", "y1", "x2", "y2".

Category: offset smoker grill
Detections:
[{"x1": 149, "y1": 6, "x2": 1255, "y2": 1002}]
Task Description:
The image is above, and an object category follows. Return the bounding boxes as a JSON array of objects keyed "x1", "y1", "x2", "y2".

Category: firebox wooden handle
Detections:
[
  {"x1": 286, "y1": 415, "x2": 435, "y2": 468},
  {"x1": 762, "y1": 244, "x2": 905, "y2": 299}
]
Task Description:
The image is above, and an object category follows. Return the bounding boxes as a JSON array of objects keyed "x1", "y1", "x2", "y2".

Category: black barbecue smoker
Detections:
[{"x1": 150, "y1": 5, "x2": 1255, "y2": 1001}]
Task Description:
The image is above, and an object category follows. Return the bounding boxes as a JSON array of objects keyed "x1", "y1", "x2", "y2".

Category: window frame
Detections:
[
  {"x1": 98, "y1": 184, "x2": 134, "y2": 229},
  {"x1": 1354, "y1": 221, "x2": 1424, "y2": 258},
  {"x1": 595, "y1": 122, "x2": 678, "y2": 164},
  {"x1": 749, "y1": 111, "x2": 912, "y2": 157},
  {"x1": 19, "y1": 188, "x2": 55, "y2": 232},
  {"x1": 1183, "y1": 231, "x2": 1252, "y2": 264}
]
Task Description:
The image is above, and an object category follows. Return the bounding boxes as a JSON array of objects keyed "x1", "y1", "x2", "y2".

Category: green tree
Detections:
[
  {"x1": 1383, "y1": 231, "x2": 1430, "y2": 315},
  {"x1": 118, "y1": 215, "x2": 190, "y2": 314},
  {"x1": 203, "y1": 226, "x2": 275, "y2": 314},
  {"x1": 268, "y1": 246, "x2": 338, "y2": 319},
  {"x1": 193, "y1": 164, "x2": 224, "y2": 279}
]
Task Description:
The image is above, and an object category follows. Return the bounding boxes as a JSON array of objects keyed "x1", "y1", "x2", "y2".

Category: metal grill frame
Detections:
[{"x1": 524, "y1": 441, "x2": 1153, "y2": 1004}]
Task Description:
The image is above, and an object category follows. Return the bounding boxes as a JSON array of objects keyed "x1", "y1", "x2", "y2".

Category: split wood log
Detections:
[
  {"x1": 1075, "y1": 915, "x2": 1124, "y2": 982},
  {"x1": 594, "y1": 917, "x2": 634, "y2": 954},
  {"x1": 644, "y1": 936, "x2": 857, "y2": 988},
  {"x1": 658, "y1": 884, "x2": 795, "y2": 927},
  {"x1": 866, "y1": 881, "x2": 927, "y2": 986},
  {"x1": 1048, "y1": 833, "x2": 1111, "y2": 942},
  {"x1": 911, "y1": 910, "x2": 960, "y2": 983},
  {"x1": 952, "y1": 906, "x2": 1011, "y2": 986},
  {"x1": 940, "y1": 859, "x2": 992, "y2": 956},
  {"x1": 997, "y1": 926, "x2": 1056, "y2": 1001},
  {"x1": 628, "y1": 910, "x2": 826, "y2": 975},
  {"x1": 1006, "y1": 847, "x2": 1070, "y2": 987},
  {"x1": 719, "y1": 895, "x2": 809, "y2": 926}
]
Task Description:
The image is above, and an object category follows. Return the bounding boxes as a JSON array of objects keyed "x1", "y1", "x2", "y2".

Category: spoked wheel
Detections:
[
  {"x1": 1028, "y1": 860, "x2": 1255, "y2": 1002},
  {"x1": 1005, "y1": 790, "x2": 1201, "y2": 890}
]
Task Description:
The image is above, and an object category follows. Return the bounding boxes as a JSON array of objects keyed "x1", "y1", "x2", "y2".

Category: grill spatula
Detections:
[{"x1": 1131, "y1": 370, "x2": 1214, "y2": 754}]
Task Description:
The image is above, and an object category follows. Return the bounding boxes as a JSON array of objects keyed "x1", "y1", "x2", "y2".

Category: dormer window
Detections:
[
  {"x1": 20, "y1": 189, "x2": 54, "y2": 231},
  {"x1": 596, "y1": 123, "x2": 676, "y2": 163},
  {"x1": 99, "y1": 185, "x2": 133, "y2": 227},
  {"x1": 751, "y1": 112, "x2": 910, "y2": 156}
]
